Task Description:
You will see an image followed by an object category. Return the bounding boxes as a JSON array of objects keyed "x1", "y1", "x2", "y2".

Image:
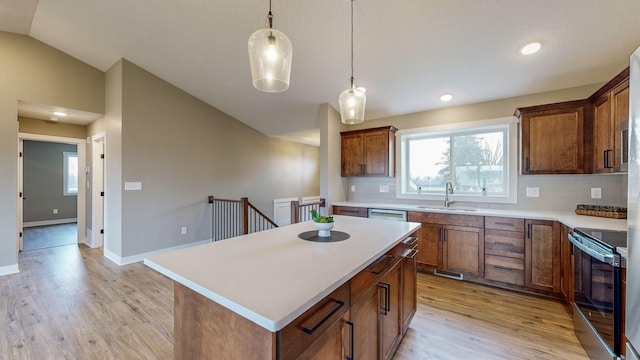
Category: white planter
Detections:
[{"x1": 314, "y1": 222, "x2": 334, "y2": 237}]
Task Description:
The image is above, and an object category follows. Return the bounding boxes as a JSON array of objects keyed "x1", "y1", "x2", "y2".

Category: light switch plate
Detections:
[
  {"x1": 591, "y1": 188, "x2": 602, "y2": 199},
  {"x1": 124, "y1": 182, "x2": 143, "y2": 191},
  {"x1": 351, "y1": 185, "x2": 356, "y2": 192},
  {"x1": 379, "y1": 185, "x2": 390, "y2": 193},
  {"x1": 526, "y1": 187, "x2": 539, "y2": 197}
]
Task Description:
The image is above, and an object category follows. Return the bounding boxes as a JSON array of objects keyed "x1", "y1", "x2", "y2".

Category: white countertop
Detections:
[
  {"x1": 144, "y1": 216, "x2": 420, "y2": 332},
  {"x1": 333, "y1": 201, "x2": 628, "y2": 232}
]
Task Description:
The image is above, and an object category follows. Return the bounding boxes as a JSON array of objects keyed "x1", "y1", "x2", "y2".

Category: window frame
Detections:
[
  {"x1": 396, "y1": 117, "x2": 518, "y2": 204},
  {"x1": 63, "y1": 151, "x2": 79, "y2": 196}
]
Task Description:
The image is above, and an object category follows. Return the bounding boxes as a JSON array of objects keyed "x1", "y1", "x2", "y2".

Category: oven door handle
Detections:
[{"x1": 568, "y1": 233, "x2": 615, "y2": 265}]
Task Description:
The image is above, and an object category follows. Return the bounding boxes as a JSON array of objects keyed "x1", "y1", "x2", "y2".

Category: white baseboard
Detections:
[
  {"x1": 0, "y1": 264, "x2": 20, "y2": 277},
  {"x1": 24, "y1": 218, "x2": 78, "y2": 228},
  {"x1": 103, "y1": 239, "x2": 212, "y2": 266}
]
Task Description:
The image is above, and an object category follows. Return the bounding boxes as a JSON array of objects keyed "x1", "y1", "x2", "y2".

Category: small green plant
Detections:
[{"x1": 311, "y1": 209, "x2": 334, "y2": 223}]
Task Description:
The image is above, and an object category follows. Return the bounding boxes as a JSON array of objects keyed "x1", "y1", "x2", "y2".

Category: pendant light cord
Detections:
[
  {"x1": 268, "y1": 0, "x2": 273, "y2": 29},
  {"x1": 350, "y1": 0, "x2": 354, "y2": 88}
]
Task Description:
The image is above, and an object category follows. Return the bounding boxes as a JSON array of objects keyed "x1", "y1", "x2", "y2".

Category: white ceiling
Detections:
[{"x1": 3, "y1": 0, "x2": 640, "y2": 146}]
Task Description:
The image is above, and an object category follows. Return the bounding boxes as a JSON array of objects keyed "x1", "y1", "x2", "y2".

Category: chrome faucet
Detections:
[{"x1": 444, "y1": 181, "x2": 455, "y2": 207}]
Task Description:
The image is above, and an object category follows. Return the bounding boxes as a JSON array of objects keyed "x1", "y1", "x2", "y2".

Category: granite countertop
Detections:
[
  {"x1": 332, "y1": 201, "x2": 627, "y2": 232},
  {"x1": 144, "y1": 216, "x2": 420, "y2": 332}
]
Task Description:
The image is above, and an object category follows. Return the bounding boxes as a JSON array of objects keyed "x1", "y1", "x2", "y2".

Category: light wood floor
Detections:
[{"x1": 1, "y1": 245, "x2": 588, "y2": 359}]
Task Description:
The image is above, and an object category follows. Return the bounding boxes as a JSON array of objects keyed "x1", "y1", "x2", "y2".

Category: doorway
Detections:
[
  {"x1": 91, "y1": 132, "x2": 106, "y2": 249},
  {"x1": 17, "y1": 133, "x2": 86, "y2": 252}
]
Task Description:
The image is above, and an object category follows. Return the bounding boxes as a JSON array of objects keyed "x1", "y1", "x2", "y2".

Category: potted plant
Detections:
[{"x1": 311, "y1": 209, "x2": 334, "y2": 237}]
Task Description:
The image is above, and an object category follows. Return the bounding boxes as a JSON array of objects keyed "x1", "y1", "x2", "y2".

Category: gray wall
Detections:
[
  {"x1": 0, "y1": 32, "x2": 104, "y2": 270},
  {"x1": 23, "y1": 141, "x2": 78, "y2": 222},
  {"x1": 97, "y1": 59, "x2": 320, "y2": 259}
]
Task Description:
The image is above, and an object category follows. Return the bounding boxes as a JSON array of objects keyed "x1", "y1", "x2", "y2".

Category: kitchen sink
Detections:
[{"x1": 417, "y1": 205, "x2": 477, "y2": 212}]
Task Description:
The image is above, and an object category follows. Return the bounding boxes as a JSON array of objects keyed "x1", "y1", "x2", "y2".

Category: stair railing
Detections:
[
  {"x1": 208, "y1": 196, "x2": 278, "y2": 241},
  {"x1": 291, "y1": 198, "x2": 326, "y2": 224}
]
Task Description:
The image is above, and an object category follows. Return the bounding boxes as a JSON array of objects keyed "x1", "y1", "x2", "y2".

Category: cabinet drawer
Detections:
[
  {"x1": 485, "y1": 255, "x2": 524, "y2": 286},
  {"x1": 279, "y1": 282, "x2": 350, "y2": 360},
  {"x1": 484, "y1": 229, "x2": 525, "y2": 259},
  {"x1": 333, "y1": 206, "x2": 368, "y2": 218},
  {"x1": 351, "y1": 244, "x2": 403, "y2": 304},
  {"x1": 407, "y1": 211, "x2": 483, "y2": 228},
  {"x1": 485, "y1": 217, "x2": 524, "y2": 232}
]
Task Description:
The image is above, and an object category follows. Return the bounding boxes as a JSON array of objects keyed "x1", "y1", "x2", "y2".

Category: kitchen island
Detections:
[{"x1": 145, "y1": 215, "x2": 421, "y2": 359}]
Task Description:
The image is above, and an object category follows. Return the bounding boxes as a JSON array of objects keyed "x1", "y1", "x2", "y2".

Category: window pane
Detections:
[
  {"x1": 407, "y1": 136, "x2": 449, "y2": 193},
  {"x1": 451, "y1": 132, "x2": 504, "y2": 193},
  {"x1": 67, "y1": 155, "x2": 78, "y2": 193}
]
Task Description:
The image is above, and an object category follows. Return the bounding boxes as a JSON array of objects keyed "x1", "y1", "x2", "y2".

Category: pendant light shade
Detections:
[
  {"x1": 339, "y1": 84, "x2": 366, "y2": 124},
  {"x1": 339, "y1": 0, "x2": 365, "y2": 124},
  {"x1": 248, "y1": 2, "x2": 292, "y2": 92}
]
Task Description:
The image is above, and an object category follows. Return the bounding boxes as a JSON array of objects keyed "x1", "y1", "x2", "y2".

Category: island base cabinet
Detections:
[
  {"x1": 174, "y1": 282, "x2": 277, "y2": 360},
  {"x1": 380, "y1": 262, "x2": 403, "y2": 360}
]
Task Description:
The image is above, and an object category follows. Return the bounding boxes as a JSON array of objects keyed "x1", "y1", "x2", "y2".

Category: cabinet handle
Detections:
[
  {"x1": 605, "y1": 149, "x2": 613, "y2": 169},
  {"x1": 525, "y1": 157, "x2": 530, "y2": 173},
  {"x1": 403, "y1": 248, "x2": 419, "y2": 259},
  {"x1": 527, "y1": 223, "x2": 532, "y2": 239},
  {"x1": 494, "y1": 222, "x2": 515, "y2": 227},
  {"x1": 301, "y1": 299, "x2": 345, "y2": 335},
  {"x1": 368, "y1": 255, "x2": 396, "y2": 275},
  {"x1": 379, "y1": 283, "x2": 391, "y2": 315},
  {"x1": 344, "y1": 321, "x2": 354, "y2": 360},
  {"x1": 403, "y1": 236, "x2": 418, "y2": 246},
  {"x1": 493, "y1": 265, "x2": 514, "y2": 272}
]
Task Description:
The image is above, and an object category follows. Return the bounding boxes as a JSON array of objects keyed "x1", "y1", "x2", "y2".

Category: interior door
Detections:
[
  {"x1": 92, "y1": 138, "x2": 105, "y2": 248},
  {"x1": 17, "y1": 139, "x2": 24, "y2": 252}
]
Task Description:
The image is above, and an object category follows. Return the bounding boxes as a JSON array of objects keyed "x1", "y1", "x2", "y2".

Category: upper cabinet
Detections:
[
  {"x1": 517, "y1": 100, "x2": 590, "y2": 174},
  {"x1": 341, "y1": 126, "x2": 397, "y2": 177},
  {"x1": 589, "y1": 68, "x2": 630, "y2": 173}
]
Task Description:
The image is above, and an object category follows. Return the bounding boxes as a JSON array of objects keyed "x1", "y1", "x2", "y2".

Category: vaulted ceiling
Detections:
[{"x1": 3, "y1": 0, "x2": 640, "y2": 145}]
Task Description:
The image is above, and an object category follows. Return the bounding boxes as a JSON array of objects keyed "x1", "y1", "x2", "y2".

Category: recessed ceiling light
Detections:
[
  {"x1": 520, "y1": 42, "x2": 541, "y2": 55},
  {"x1": 440, "y1": 93, "x2": 453, "y2": 102},
  {"x1": 53, "y1": 111, "x2": 68, "y2": 117}
]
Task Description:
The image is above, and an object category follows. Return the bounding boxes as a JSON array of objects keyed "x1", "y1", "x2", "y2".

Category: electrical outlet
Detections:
[
  {"x1": 351, "y1": 185, "x2": 356, "y2": 192},
  {"x1": 379, "y1": 185, "x2": 389, "y2": 193},
  {"x1": 181, "y1": 226, "x2": 188, "y2": 235},
  {"x1": 53, "y1": 208, "x2": 58, "y2": 214},
  {"x1": 591, "y1": 188, "x2": 602, "y2": 199},
  {"x1": 526, "y1": 187, "x2": 539, "y2": 198}
]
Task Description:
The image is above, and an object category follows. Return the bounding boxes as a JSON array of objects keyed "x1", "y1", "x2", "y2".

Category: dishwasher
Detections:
[{"x1": 367, "y1": 208, "x2": 407, "y2": 221}]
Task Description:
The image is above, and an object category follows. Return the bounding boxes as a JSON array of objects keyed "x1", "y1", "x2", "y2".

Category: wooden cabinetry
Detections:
[
  {"x1": 341, "y1": 126, "x2": 397, "y2": 177},
  {"x1": 560, "y1": 224, "x2": 573, "y2": 303},
  {"x1": 525, "y1": 220, "x2": 561, "y2": 293},
  {"x1": 350, "y1": 234, "x2": 417, "y2": 360},
  {"x1": 484, "y1": 216, "x2": 525, "y2": 286},
  {"x1": 590, "y1": 68, "x2": 630, "y2": 173},
  {"x1": 517, "y1": 100, "x2": 589, "y2": 174},
  {"x1": 332, "y1": 205, "x2": 368, "y2": 217},
  {"x1": 408, "y1": 212, "x2": 484, "y2": 278}
]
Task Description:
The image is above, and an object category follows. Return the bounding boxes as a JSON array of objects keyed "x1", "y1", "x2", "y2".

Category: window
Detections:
[
  {"x1": 397, "y1": 117, "x2": 518, "y2": 204},
  {"x1": 63, "y1": 151, "x2": 78, "y2": 196}
]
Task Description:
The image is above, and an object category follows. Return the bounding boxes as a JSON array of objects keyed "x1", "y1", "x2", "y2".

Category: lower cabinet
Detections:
[
  {"x1": 332, "y1": 205, "x2": 368, "y2": 217},
  {"x1": 525, "y1": 219, "x2": 561, "y2": 293},
  {"x1": 350, "y1": 236, "x2": 417, "y2": 360},
  {"x1": 484, "y1": 217, "x2": 525, "y2": 286},
  {"x1": 408, "y1": 212, "x2": 484, "y2": 278}
]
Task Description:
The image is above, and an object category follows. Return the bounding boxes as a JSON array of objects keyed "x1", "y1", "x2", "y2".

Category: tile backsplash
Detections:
[{"x1": 347, "y1": 174, "x2": 627, "y2": 212}]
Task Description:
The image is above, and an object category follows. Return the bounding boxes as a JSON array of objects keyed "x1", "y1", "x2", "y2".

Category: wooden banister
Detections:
[
  {"x1": 209, "y1": 196, "x2": 278, "y2": 241},
  {"x1": 291, "y1": 198, "x2": 326, "y2": 224}
]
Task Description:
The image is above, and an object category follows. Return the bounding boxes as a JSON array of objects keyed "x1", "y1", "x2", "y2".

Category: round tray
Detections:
[{"x1": 298, "y1": 230, "x2": 350, "y2": 243}]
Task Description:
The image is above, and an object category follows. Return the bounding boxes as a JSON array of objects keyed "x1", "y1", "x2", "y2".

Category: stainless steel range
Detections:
[{"x1": 569, "y1": 227, "x2": 626, "y2": 360}]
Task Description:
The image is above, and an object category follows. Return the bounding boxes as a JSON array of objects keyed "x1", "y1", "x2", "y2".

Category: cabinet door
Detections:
[
  {"x1": 379, "y1": 262, "x2": 402, "y2": 360},
  {"x1": 521, "y1": 106, "x2": 585, "y2": 174},
  {"x1": 560, "y1": 225, "x2": 573, "y2": 302},
  {"x1": 401, "y1": 244, "x2": 418, "y2": 335},
  {"x1": 416, "y1": 224, "x2": 442, "y2": 268},
  {"x1": 593, "y1": 94, "x2": 613, "y2": 173},
  {"x1": 341, "y1": 133, "x2": 364, "y2": 176},
  {"x1": 612, "y1": 79, "x2": 629, "y2": 171},
  {"x1": 443, "y1": 225, "x2": 484, "y2": 277},
  {"x1": 363, "y1": 130, "x2": 391, "y2": 177},
  {"x1": 525, "y1": 220, "x2": 560, "y2": 293},
  {"x1": 351, "y1": 285, "x2": 379, "y2": 360}
]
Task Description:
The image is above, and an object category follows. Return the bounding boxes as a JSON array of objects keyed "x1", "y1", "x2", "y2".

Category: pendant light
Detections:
[
  {"x1": 248, "y1": 0, "x2": 293, "y2": 92},
  {"x1": 339, "y1": 0, "x2": 366, "y2": 124}
]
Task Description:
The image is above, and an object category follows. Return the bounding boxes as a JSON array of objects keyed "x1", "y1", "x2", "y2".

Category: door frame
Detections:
[
  {"x1": 91, "y1": 132, "x2": 106, "y2": 249},
  {"x1": 17, "y1": 133, "x2": 87, "y2": 250}
]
